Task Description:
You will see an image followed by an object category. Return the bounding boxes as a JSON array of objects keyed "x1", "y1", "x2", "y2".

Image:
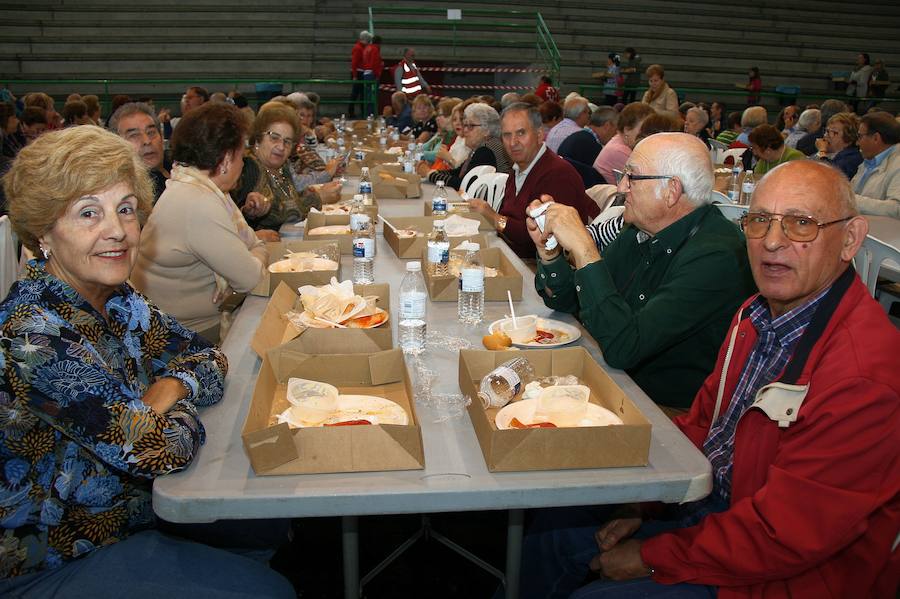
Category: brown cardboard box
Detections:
[
  {"x1": 371, "y1": 165, "x2": 421, "y2": 199},
  {"x1": 250, "y1": 240, "x2": 341, "y2": 297},
  {"x1": 458, "y1": 347, "x2": 651, "y2": 472},
  {"x1": 382, "y1": 216, "x2": 491, "y2": 259},
  {"x1": 251, "y1": 281, "x2": 393, "y2": 356},
  {"x1": 242, "y1": 348, "x2": 424, "y2": 475},
  {"x1": 304, "y1": 212, "x2": 353, "y2": 254},
  {"x1": 422, "y1": 247, "x2": 523, "y2": 302}
]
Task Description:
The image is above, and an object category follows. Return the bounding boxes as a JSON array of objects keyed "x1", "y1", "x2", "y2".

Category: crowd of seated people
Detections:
[{"x1": 0, "y1": 53, "x2": 898, "y2": 597}]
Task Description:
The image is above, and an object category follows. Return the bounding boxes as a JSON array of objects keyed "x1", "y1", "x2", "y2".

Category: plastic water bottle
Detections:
[
  {"x1": 352, "y1": 211, "x2": 375, "y2": 285},
  {"x1": 338, "y1": 114, "x2": 346, "y2": 133},
  {"x1": 379, "y1": 133, "x2": 387, "y2": 149},
  {"x1": 399, "y1": 261, "x2": 428, "y2": 354},
  {"x1": 403, "y1": 151, "x2": 415, "y2": 174},
  {"x1": 740, "y1": 170, "x2": 755, "y2": 206},
  {"x1": 477, "y1": 357, "x2": 536, "y2": 409},
  {"x1": 367, "y1": 114, "x2": 374, "y2": 132},
  {"x1": 359, "y1": 166, "x2": 373, "y2": 205},
  {"x1": 727, "y1": 163, "x2": 743, "y2": 203},
  {"x1": 458, "y1": 243, "x2": 484, "y2": 324},
  {"x1": 432, "y1": 180, "x2": 448, "y2": 216},
  {"x1": 414, "y1": 143, "x2": 424, "y2": 162},
  {"x1": 426, "y1": 220, "x2": 450, "y2": 277}
]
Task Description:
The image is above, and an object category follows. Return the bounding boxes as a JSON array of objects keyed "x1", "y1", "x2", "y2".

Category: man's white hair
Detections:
[
  {"x1": 638, "y1": 132, "x2": 714, "y2": 206},
  {"x1": 797, "y1": 109, "x2": 820, "y2": 132},
  {"x1": 285, "y1": 92, "x2": 310, "y2": 108},
  {"x1": 687, "y1": 106, "x2": 709, "y2": 127}
]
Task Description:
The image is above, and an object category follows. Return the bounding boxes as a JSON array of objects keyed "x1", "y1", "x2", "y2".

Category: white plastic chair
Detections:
[
  {"x1": 715, "y1": 203, "x2": 749, "y2": 225},
  {"x1": 709, "y1": 139, "x2": 728, "y2": 152},
  {"x1": 458, "y1": 165, "x2": 495, "y2": 197},
  {"x1": 855, "y1": 234, "x2": 900, "y2": 297},
  {"x1": 478, "y1": 172, "x2": 509, "y2": 212},
  {"x1": 710, "y1": 190, "x2": 733, "y2": 204},
  {"x1": 0, "y1": 216, "x2": 17, "y2": 302}
]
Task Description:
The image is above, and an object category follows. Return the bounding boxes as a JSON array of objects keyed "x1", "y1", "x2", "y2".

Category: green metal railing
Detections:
[
  {"x1": 1, "y1": 77, "x2": 380, "y2": 116},
  {"x1": 368, "y1": 6, "x2": 559, "y2": 82}
]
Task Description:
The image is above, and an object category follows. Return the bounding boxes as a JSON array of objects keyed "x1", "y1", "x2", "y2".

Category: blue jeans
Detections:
[
  {"x1": 0, "y1": 527, "x2": 295, "y2": 599},
  {"x1": 513, "y1": 505, "x2": 717, "y2": 599}
]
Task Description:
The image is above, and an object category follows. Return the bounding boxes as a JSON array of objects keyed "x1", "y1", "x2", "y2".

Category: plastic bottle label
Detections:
[
  {"x1": 460, "y1": 268, "x2": 484, "y2": 292},
  {"x1": 742, "y1": 182, "x2": 755, "y2": 195},
  {"x1": 427, "y1": 241, "x2": 449, "y2": 264},
  {"x1": 728, "y1": 189, "x2": 740, "y2": 202},
  {"x1": 404, "y1": 161, "x2": 415, "y2": 174},
  {"x1": 353, "y1": 237, "x2": 375, "y2": 258},
  {"x1": 358, "y1": 181, "x2": 372, "y2": 194},
  {"x1": 493, "y1": 365, "x2": 522, "y2": 396},
  {"x1": 399, "y1": 292, "x2": 427, "y2": 319},
  {"x1": 432, "y1": 198, "x2": 447, "y2": 212}
]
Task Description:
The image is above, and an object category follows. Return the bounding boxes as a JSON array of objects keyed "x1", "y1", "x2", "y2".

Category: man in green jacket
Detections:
[{"x1": 528, "y1": 133, "x2": 755, "y2": 409}]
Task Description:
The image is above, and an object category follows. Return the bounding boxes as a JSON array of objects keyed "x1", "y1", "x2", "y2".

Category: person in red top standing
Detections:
[
  {"x1": 745, "y1": 66, "x2": 762, "y2": 106},
  {"x1": 467, "y1": 102, "x2": 599, "y2": 259},
  {"x1": 361, "y1": 35, "x2": 383, "y2": 118},
  {"x1": 535, "y1": 75, "x2": 560, "y2": 103},
  {"x1": 347, "y1": 30, "x2": 371, "y2": 117}
]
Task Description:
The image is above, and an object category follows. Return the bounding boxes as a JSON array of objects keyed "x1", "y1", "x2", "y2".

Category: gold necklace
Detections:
[{"x1": 263, "y1": 164, "x2": 293, "y2": 199}]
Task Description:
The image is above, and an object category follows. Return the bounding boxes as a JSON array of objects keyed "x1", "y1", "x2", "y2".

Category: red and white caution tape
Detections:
[{"x1": 419, "y1": 66, "x2": 549, "y2": 74}]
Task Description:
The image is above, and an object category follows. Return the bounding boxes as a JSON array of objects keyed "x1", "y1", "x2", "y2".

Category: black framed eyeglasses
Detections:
[
  {"x1": 462, "y1": 122, "x2": 482, "y2": 130},
  {"x1": 613, "y1": 167, "x2": 674, "y2": 187},
  {"x1": 740, "y1": 212, "x2": 853, "y2": 242}
]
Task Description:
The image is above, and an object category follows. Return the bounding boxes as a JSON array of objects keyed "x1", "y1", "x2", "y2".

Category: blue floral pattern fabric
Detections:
[{"x1": 0, "y1": 260, "x2": 227, "y2": 579}]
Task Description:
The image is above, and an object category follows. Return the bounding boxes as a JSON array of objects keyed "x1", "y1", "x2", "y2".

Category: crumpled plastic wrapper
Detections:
[
  {"x1": 402, "y1": 332, "x2": 473, "y2": 422},
  {"x1": 521, "y1": 375, "x2": 581, "y2": 401}
]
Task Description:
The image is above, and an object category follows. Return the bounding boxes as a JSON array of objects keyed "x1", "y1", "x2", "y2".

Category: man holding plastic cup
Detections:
[{"x1": 526, "y1": 133, "x2": 755, "y2": 411}]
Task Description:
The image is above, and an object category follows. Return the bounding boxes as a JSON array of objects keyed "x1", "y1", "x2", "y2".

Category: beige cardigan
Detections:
[
  {"x1": 131, "y1": 174, "x2": 267, "y2": 334},
  {"x1": 642, "y1": 85, "x2": 679, "y2": 114}
]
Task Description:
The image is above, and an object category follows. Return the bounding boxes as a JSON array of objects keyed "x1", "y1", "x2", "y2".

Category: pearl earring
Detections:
[
  {"x1": 40, "y1": 246, "x2": 51, "y2": 260},
  {"x1": 221, "y1": 166, "x2": 228, "y2": 175}
]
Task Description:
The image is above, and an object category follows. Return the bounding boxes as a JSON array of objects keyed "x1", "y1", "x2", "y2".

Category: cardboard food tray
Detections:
[
  {"x1": 422, "y1": 246, "x2": 523, "y2": 302},
  {"x1": 458, "y1": 347, "x2": 651, "y2": 472},
  {"x1": 371, "y1": 165, "x2": 422, "y2": 199},
  {"x1": 243, "y1": 348, "x2": 424, "y2": 475},
  {"x1": 304, "y1": 212, "x2": 353, "y2": 254},
  {"x1": 251, "y1": 281, "x2": 393, "y2": 357},
  {"x1": 382, "y1": 215, "x2": 492, "y2": 259},
  {"x1": 250, "y1": 240, "x2": 341, "y2": 297}
]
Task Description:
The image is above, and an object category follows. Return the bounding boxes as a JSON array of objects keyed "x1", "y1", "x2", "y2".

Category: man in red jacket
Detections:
[
  {"x1": 514, "y1": 160, "x2": 900, "y2": 599},
  {"x1": 347, "y1": 30, "x2": 371, "y2": 118},
  {"x1": 467, "y1": 102, "x2": 599, "y2": 258}
]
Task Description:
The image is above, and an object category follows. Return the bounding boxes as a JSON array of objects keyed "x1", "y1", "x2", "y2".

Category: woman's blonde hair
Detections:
[{"x1": 3, "y1": 125, "x2": 153, "y2": 254}]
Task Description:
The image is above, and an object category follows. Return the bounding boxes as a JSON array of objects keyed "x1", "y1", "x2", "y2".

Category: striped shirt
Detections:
[{"x1": 697, "y1": 287, "x2": 830, "y2": 512}]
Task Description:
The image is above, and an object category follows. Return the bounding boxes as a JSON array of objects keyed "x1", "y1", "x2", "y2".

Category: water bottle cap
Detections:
[
  {"x1": 745, "y1": 170, "x2": 753, "y2": 174},
  {"x1": 436, "y1": 181, "x2": 444, "y2": 187},
  {"x1": 361, "y1": 166, "x2": 369, "y2": 173},
  {"x1": 407, "y1": 261, "x2": 422, "y2": 271}
]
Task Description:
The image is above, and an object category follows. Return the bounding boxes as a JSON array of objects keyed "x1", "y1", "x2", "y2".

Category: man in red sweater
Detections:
[
  {"x1": 468, "y1": 102, "x2": 599, "y2": 258},
  {"x1": 513, "y1": 161, "x2": 900, "y2": 599}
]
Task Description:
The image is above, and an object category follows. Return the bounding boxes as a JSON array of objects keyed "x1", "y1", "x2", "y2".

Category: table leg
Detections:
[
  {"x1": 505, "y1": 508, "x2": 524, "y2": 599},
  {"x1": 342, "y1": 515, "x2": 360, "y2": 599}
]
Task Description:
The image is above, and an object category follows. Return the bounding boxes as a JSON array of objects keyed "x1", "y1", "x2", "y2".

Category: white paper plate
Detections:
[
  {"x1": 488, "y1": 317, "x2": 581, "y2": 348},
  {"x1": 278, "y1": 394, "x2": 409, "y2": 428},
  {"x1": 495, "y1": 398, "x2": 623, "y2": 430}
]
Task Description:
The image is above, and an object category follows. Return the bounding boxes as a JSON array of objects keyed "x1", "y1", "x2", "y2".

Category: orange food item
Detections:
[
  {"x1": 509, "y1": 417, "x2": 557, "y2": 429},
  {"x1": 324, "y1": 419, "x2": 372, "y2": 427},
  {"x1": 346, "y1": 311, "x2": 388, "y2": 328},
  {"x1": 482, "y1": 331, "x2": 512, "y2": 350}
]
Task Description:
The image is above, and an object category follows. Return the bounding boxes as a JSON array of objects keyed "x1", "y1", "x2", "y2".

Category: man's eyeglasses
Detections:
[
  {"x1": 613, "y1": 167, "x2": 674, "y2": 187},
  {"x1": 462, "y1": 122, "x2": 482, "y2": 130},
  {"x1": 740, "y1": 212, "x2": 853, "y2": 242},
  {"x1": 263, "y1": 130, "x2": 296, "y2": 148}
]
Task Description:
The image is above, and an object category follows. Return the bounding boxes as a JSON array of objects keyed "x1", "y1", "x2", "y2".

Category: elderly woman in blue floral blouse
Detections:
[{"x1": 0, "y1": 126, "x2": 293, "y2": 597}]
